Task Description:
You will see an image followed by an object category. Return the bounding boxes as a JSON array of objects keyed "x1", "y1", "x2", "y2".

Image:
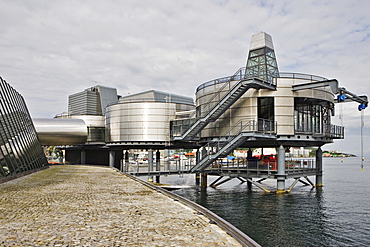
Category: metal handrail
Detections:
[
  {"x1": 296, "y1": 124, "x2": 344, "y2": 139},
  {"x1": 199, "y1": 67, "x2": 246, "y2": 118},
  {"x1": 329, "y1": 124, "x2": 345, "y2": 138},
  {"x1": 197, "y1": 67, "x2": 279, "y2": 92},
  {"x1": 197, "y1": 69, "x2": 327, "y2": 92},
  {"x1": 171, "y1": 68, "x2": 251, "y2": 138},
  {"x1": 205, "y1": 118, "x2": 275, "y2": 154},
  {"x1": 171, "y1": 65, "x2": 281, "y2": 139},
  {"x1": 190, "y1": 118, "x2": 276, "y2": 172},
  {"x1": 170, "y1": 118, "x2": 197, "y2": 138},
  {"x1": 277, "y1": 72, "x2": 327, "y2": 82}
]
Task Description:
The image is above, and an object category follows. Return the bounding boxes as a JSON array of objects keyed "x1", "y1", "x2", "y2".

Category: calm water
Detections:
[{"x1": 157, "y1": 157, "x2": 370, "y2": 246}]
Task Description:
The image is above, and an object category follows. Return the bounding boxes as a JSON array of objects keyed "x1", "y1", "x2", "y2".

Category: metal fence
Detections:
[{"x1": 207, "y1": 157, "x2": 317, "y2": 175}]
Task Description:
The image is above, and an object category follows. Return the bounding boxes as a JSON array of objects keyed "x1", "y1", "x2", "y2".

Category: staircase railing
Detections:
[
  {"x1": 189, "y1": 118, "x2": 276, "y2": 172},
  {"x1": 199, "y1": 67, "x2": 246, "y2": 119},
  {"x1": 203, "y1": 118, "x2": 275, "y2": 155},
  {"x1": 171, "y1": 67, "x2": 276, "y2": 140}
]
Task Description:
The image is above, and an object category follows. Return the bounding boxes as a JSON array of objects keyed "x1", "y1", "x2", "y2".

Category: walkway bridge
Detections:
[{"x1": 171, "y1": 67, "x2": 276, "y2": 141}]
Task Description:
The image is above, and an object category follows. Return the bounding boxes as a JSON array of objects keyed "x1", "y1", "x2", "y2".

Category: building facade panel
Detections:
[
  {"x1": 106, "y1": 101, "x2": 194, "y2": 142},
  {"x1": 0, "y1": 77, "x2": 48, "y2": 178},
  {"x1": 196, "y1": 75, "x2": 335, "y2": 138}
]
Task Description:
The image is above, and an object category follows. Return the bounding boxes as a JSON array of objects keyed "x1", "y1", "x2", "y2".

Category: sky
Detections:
[{"x1": 0, "y1": 0, "x2": 369, "y2": 156}]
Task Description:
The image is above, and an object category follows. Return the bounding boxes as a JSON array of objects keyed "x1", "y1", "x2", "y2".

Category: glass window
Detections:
[
  {"x1": 258, "y1": 97, "x2": 274, "y2": 131},
  {"x1": 258, "y1": 97, "x2": 274, "y2": 121},
  {"x1": 294, "y1": 98, "x2": 332, "y2": 135},
  {"x1": 246, "y1": 47, "x2": 279, "y2": 84}
]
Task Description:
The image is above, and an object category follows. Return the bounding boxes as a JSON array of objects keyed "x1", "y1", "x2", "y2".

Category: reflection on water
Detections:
[{"x1": 157, "y1": 157, "x2": 370, "y2": 246}]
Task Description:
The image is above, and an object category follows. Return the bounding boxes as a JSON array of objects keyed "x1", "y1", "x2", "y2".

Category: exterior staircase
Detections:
[
  {"x1": 172, "y1": 67, "x2": 276, "y2": 141},
  {"x1": 189, "y1": 118, "x2": 276, "y2": 173}
]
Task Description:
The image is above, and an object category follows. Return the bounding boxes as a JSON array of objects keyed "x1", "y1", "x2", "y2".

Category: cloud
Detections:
[{"x1": 0, "y1": 0, "x2": 369, "y2": 154}]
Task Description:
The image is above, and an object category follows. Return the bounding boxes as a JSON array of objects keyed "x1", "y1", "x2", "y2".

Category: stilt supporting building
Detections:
[{"x1": 31, "y1": 32, "x2": 367, "y2": 193}]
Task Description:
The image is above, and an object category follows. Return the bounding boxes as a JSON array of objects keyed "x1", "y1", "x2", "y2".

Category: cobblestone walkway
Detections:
[{"x1": 0, "y1": 165, "x2": 241, "y2": 246}]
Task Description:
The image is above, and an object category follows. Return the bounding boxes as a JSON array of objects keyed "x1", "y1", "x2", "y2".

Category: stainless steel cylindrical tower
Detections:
[{"x1": 106, "y1": 101, "x2": 194, "y2": 142}]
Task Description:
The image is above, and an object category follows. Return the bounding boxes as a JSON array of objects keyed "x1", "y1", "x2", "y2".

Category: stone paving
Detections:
[{"x1": 0, "y1": 165, "x2": 241, "y2": 246}]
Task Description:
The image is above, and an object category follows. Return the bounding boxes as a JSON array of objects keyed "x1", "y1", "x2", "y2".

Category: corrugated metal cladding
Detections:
[
  {"x1": 0, "y1": 77, "x2": 48, "y2": 178},
  {"x1": 106, "y1": 90, "x2": 195, "y2": 142},
  {"x1": 68, "y1": 90, "x2": 101, "y2": 115},
  {"x1": 119, "y1": 90, "x2": 194, "y2": 105},
  {"x1": 68, "y1": 85, "x2": 118, "y2": 116}
]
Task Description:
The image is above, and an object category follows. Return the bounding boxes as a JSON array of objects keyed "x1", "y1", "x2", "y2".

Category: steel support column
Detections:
[
  {"x1": 201, "y1": 173, "x2": 207, "y2": 188},
  {"x1": 316, "y1": 147, "x2": 323, "y2": 187},
  {"x1": 195, "y1": 149, "x2": 201, "y2": 185},
  {"x1": 202, "y1": 147, "x2": 207, "y2": 160},
  {"x1": 109, "y1": 150, "x2": 115, "y2": 168},
  {"x1": 166, "y1": 150, "x2": 171, "y2": 170},
  {"x1": 148, "y1": 149, "x2": 153, "y2": 182},
  {"x1": 276, "y1": 145, "x2": 286, "y2": 193},
  {"x1": 247, "y1": 179, "x2": 252, "y2": 190},
  {"x1": 247, "y1": 148, "x2": 252, "y2": 159},
  {"x1": 195, "y1": 173, "x2": 200, "y2": 185},
  {"x1": 81, "y1": 150, "x2": 86, "y2": 165},
  {"x1": 124, "y1": 150, "x2": 129, "y2": 172},
  {"x1": 155, "y1": 150, "x2": 160, "y2": 183}
]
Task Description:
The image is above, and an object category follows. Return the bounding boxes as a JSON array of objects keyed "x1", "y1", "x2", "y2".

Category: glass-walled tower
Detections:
[{"x1": 245, "y1": 32, "x2": 279, "y2": 84}]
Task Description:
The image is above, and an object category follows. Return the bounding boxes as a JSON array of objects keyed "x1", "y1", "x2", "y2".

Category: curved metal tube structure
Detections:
[{"x1": 33, "y1": 118, "x2": 87, "y2": 145}]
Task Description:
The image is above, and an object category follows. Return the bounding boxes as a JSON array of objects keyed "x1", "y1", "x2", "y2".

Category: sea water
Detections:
[{"x1": 158, "y1": 157, "x2": 370, "y2": 246}]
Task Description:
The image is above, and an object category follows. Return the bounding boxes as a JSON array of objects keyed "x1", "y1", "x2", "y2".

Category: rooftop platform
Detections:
[{"x1": 0, "y1": 165, "x2": 253, "y2": 246}]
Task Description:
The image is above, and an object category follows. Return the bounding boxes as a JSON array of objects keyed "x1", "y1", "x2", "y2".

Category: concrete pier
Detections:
[{"x1": 0, "y1": 165, "x2": 242, "y2": 246}]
